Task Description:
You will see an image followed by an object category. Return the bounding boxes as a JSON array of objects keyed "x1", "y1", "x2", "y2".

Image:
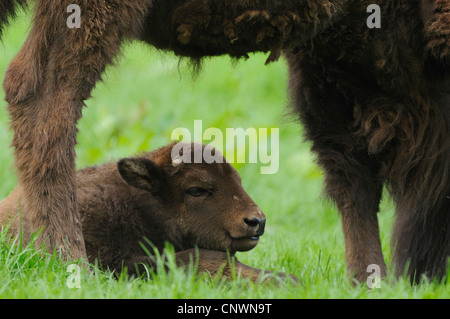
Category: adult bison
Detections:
[
  {"x1": 0, "y1": 0, "x2": 448, "y2": 283},
  {"x1": 0, "y1": 143, "x2": 271, "y2": 279}
]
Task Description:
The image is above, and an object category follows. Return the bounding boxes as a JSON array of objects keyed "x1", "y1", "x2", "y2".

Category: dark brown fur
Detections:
[
  {"x1": 286, "y1": 0, "x2": 449, "y2": 283},
  {"x1": 0, "y1": 143, "x2": 275, "y2": 280},
  {"x1": 0, "y1": 0, "x2": 449, "y2": 284}
]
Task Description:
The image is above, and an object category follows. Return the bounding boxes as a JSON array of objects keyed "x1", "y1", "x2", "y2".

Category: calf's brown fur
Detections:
[
  {"x1": 1, "y1": 0, "x2": 449, "y2": 284},
  {"x1": 0, "y1": 143, "x2": 272, "y2": 280}
]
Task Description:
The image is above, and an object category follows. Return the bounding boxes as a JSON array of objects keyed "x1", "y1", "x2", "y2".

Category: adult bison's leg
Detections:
[
  {"x1": 3, "y1": 0, "x2": 150, "y2": 259},
  {"x1": 318, "y1": 149, "x2": 387, "y2": 284},
  {"x1": 392, "y1": 143, "x2": 450, "y2": 282},
  {"x1": 393, "y1": 192, "x2": 450, "y2": 283},
  {"x1": 286, "y1": 53, "x2": 386, "y2": 284}
]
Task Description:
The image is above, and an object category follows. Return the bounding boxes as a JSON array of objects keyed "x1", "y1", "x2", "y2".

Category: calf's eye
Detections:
[{"x1": 186, "y1": 187, "x2": 209, "y2": 197}]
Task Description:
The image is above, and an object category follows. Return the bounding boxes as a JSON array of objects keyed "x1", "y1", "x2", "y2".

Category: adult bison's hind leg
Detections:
[
  {"x1": 2, "y1": 0, "x2": 150, "y2": 259},
  {"x1": 393, "y1": 195, "x2": 450, "y2": 283},
  {"x1": 392, "y1": 156, "x2": 450, "y2": 283}
]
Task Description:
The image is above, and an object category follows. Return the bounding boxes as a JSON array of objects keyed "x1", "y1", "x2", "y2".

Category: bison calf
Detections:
[{"x1": 0, "y1": 143, "x2": 278, "y2": 281}]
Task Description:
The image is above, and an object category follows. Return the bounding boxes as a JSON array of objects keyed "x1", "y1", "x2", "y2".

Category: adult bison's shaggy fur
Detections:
[
  {"x1": 0, "y1": 0, "x2": 449, "y2": 283},
  {"x1": 0, "y1": 143, "x2": 270, "y2": 279}
]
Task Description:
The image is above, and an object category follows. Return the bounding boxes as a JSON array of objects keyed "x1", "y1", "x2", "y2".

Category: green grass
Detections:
[{"x1": 0, "y1": 11, "x2": 449, "y2": 299}]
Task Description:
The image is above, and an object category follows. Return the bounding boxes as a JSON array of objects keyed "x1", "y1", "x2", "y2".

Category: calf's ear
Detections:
[{"x1": 118, "y1": 158, "x2": 166, "y2": 193}]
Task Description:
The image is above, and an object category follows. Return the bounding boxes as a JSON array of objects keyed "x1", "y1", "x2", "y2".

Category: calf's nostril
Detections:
[
  {"x1": 244, "y1": 217, "x2": 266, "y2": 236},
  {"x1": 244, "y1": 217, "x2": 259, "y2": 228}
]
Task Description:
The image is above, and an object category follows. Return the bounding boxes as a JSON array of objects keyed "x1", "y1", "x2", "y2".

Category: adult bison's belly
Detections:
[{"x1": 140, "y1": 0, "x2": 283, "y2": 60}]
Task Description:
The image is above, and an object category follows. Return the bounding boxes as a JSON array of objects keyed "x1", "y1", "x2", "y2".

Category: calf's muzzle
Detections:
[
  {"x1": 244, "y1": 217, "x2": 266, "y2": 237},
  {"x1": 231, "y1": 209, "x2": 266, "y2": 253}
]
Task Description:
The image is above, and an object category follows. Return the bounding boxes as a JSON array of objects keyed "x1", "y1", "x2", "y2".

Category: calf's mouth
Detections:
[
  {"x1": 230, "y1": 216, "x2": 266, "y2": 252},
  {"x1": 231, "y1": 235, "x2": 261, "y2": 252}
]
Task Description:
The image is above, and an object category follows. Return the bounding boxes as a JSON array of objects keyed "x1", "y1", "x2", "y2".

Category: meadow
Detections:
[{"x1": 0, "y1": 11, "x2": 448, "y2": 299}]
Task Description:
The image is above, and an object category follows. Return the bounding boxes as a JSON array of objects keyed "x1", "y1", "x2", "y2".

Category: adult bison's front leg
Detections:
[{"x1": 3, "y1": 0, "x2": 151, "y2": 259}]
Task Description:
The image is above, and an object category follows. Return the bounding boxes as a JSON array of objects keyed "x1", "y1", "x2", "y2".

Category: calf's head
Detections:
[{"x1": 118, "y1": 143, "x2": 266, "y2": 254}]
